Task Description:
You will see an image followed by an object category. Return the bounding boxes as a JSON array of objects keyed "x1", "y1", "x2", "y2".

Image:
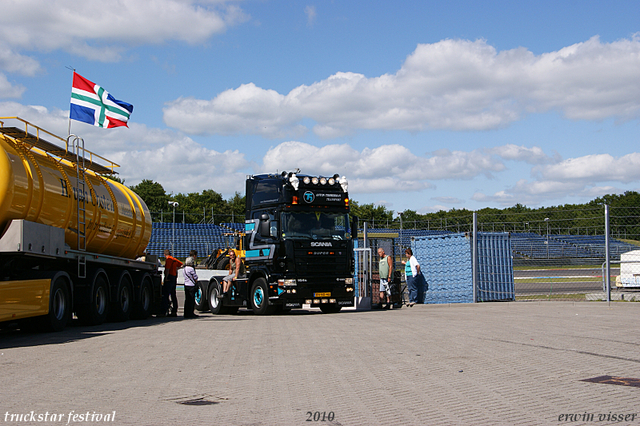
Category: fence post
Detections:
[
  {"x1": 399, "y1": 214, "x2": 403, "y2": 250},
  {"x1": 604, "y1": 204, "x2": 611, "y2": 303},
  {"x1": 363, "y1": 221, "x2": 368, "y2": 249},
  {"x1": 472, "y1": 212, "x2": 478, "y2": 303}
]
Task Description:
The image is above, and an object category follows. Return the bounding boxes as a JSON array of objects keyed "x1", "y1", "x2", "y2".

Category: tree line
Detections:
[
  {"x1": 125, "y1": 178, "x2": 640, "y2": 237},
  {"x1": 127, "y1": 179, "x2": 244, "y2": 224}
]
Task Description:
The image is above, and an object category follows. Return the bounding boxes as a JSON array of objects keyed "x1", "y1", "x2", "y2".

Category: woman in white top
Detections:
[
  {"x1": 183, "y1": 256, "x2": 199, "y2": 318},
  {"x1": 401, "y1": 248, "x2": 420, "y2": 307}
]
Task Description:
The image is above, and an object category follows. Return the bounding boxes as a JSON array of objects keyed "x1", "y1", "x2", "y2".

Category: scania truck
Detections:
[{"x1": 202, "y1": 171, "x2": 356, "y2": 314}]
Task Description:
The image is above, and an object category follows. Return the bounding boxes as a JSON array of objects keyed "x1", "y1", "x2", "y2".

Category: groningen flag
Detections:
[{"x1": 70, "y1": 72, "x2": 133, "y2": 128}]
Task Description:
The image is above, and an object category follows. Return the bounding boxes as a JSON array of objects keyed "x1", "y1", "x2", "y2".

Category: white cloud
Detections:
[
  {"x1": 164, "y1": 35, "x2": 640, "y2": 137},
  {"x1": 0, "y1": 44, "x2": 42, "y2": 77},
  {"x1": 536, "y1": 153, "x2": 640, "y2": 183},
  {"x1": 305, "y1": 5, "x2": 317, "y2": 27},
  {"x1": 0, "y1": 75, "x2": 25, "y2": 98},
  {"x1": 0, "y1": 0, "x2": 248, "y2": 64},
  {"x1": 259, "y1": 141, "x2": 508, "y2": 193},
  {"x1": 109, "y1": 138, "x2": 248, "y2": 195},
  {"x1": 432, "y1": 196, "x2": 463, "y2": 204},
  {"x1": 489, "y1": 144, "x2": 557, "y2": 165},
  {"x1": 473, "y1": 151, "x2": 640, "y2": 206}
]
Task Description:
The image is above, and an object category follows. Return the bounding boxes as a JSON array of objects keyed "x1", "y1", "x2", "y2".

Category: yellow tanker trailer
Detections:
[{"x1": 0, "y1": 117, "x2": 162, "y2": 331}]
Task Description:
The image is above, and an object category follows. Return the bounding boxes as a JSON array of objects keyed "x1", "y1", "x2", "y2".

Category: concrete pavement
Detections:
[{"x1": 1, "y1": 301, "x2": 639, "y2": 425}]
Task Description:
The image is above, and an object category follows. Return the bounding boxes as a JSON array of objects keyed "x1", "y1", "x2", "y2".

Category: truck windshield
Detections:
[{"x1": 281, "y1": 212, "x2": 351, "y2": 240}]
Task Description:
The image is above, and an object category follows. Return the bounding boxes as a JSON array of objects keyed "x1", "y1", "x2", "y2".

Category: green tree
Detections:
[
  {"x1": 351, "y1": 201, "x2": 394, "y2": 227},
  {"x1": 129, "y1": 179, "x2": 170, "y2": 212},
  {"x1": 228, "y1": 192, "x2": 246, "y2": 222}
]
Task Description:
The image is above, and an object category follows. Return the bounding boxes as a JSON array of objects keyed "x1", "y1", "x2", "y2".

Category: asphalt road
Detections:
[{"x1": 2, "y1": 302, "x2": 639, "y2": 426}]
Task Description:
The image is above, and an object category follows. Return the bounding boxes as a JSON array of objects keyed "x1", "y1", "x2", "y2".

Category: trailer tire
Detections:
[
  {"x1": 195, "y1": 282, "x2": 208, "y2": 312},
  {"x1": 77, "y1": 271, "x2": 109, "y2": 325},
  {"x1": 132, "y1": 274, "x2": 153, "y2": 319},
  {"x1": 208, "y1": 280, "x2": 222, "y2": 314},
  {"x1": 46, "y1": 274, "x2": 72, "y2": 331},
  {"x1": 110, "y1": 271, "x2": 133, "y2": 322},
  {"x1": 250, "y1": 278, "x2": 275, "y2": 315}
]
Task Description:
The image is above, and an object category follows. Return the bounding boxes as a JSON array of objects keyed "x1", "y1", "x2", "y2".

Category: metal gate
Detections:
[{"x1": 354, "y1": 247, "x2": 372, "y2": 298}]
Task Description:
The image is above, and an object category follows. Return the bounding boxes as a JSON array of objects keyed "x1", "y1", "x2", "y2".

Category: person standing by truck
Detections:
[
  {"x1": 402, "y1": 248, "x2": 420, "y2": 307},
  {"x1": 378, "y1": 247, "x2": 393, "y2": 309},
  {"x1": 162, "y1": 249, "x2": 183, "y2": 317},
  {"x1": 183, "y1": 256, "x2": 199, "y2": 318}
]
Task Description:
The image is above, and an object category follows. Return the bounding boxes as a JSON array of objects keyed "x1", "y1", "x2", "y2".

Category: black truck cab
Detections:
[{"x1": 239, "y1": 171, "x2": 356, "y2": 314}]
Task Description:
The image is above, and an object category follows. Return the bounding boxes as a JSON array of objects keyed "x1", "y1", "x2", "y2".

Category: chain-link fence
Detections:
[{"x1": 359, "y1": 205, "x2": 640, "y2": 304}]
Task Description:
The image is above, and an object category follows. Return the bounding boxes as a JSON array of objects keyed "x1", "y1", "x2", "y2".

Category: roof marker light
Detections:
[
  {"x1": 339, "y1": 176, "x2": 348, "y2": 192},
  {"x1": 290, "y1": 173, "x2": 299, "y2": 191}
]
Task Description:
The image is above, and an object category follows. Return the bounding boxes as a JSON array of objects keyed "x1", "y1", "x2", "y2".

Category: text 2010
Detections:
[{"x1": 306, "y1": 411, "x2": 335, "y2": 422}]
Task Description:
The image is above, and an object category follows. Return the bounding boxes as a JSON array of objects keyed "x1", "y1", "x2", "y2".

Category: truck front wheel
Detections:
[{"x1": 250, "y1": 278, "x2": 274, "y2": 315}]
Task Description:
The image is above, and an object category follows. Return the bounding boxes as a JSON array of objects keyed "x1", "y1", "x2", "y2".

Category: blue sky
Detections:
[{"x1": 1, "y1": 1, "x2": 639, "y2": 215}]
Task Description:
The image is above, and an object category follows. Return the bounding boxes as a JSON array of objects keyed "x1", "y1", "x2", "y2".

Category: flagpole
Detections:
[{"x1": 66, "y1": 66, "x2": 75, "y2": 137}]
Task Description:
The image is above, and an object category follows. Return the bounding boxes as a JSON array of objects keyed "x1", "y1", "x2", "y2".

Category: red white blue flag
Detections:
[{"x1": 70, "y1": 72, "x2": 133, "y2": 128}]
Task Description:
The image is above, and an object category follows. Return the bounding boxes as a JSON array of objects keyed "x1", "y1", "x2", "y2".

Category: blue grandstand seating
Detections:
[{"x1": 147, "y1": 222, "x2": 230, "y2": 258}]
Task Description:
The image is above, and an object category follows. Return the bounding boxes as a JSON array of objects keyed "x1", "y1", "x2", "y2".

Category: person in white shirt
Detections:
[
  {"x1": 401, "y1": 248, "x2": 420, "y2": 307},
  {"x1": 183, "y1": 256, "x2": 199, "y2": 318}
]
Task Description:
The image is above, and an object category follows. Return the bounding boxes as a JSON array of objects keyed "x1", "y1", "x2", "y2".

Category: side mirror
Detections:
[
  {"x1": 350, "y1": 215, "x2": 358, "y2": 239},
  {"x1": 259, "y1": 213, "x2": 270, "y2": 238}
]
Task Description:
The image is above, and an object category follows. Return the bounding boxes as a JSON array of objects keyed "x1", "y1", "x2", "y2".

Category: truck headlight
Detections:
[{"x1": 345, "y1": 277, "x2": 353, "y2": 285}]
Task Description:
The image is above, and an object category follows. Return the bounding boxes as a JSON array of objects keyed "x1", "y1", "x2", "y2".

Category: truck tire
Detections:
[
  {"x1": 319, "y1": 304, "x2": 342, "y2": 314},
  {"x1": 208, "y1": 279, "x2": 222, "y2": 314},
  {"x1": 77, "y1": 270, "x2": 109, "y2": 325},
  {"x1": 132, "y1": 273, "x2": 153, "y2": 319},
  {"x1": 250, "y1": 278, "x2": 275, "y2": 315},
  {"x1": 217, "y1": 257, "x2": 230, "y2": 270},
  {"x1": 45, "y1": 273, "x2": 72, "y2": 331},
  {"x1": 195, "y1": 282, "x2": 208, "y2": 312},
  {"x1": 208, "y1": 279, "x2": 239, "y2": 315},
  {"x1": 109, "y1": 271, "x2": 133, "y2": 322}
]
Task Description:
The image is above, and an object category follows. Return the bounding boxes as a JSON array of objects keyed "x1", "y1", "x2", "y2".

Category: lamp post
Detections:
[
  {"x1": 544, "y1": 217, "x2": 550, "y2": 259},
  {"x1": 169, "y1": 201, "x2": 179, "y2": 254}
]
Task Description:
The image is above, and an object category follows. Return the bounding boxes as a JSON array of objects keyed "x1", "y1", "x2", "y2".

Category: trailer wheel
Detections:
[
  {"x1": 195, "y1": 282, "x2": 208, "y2": 312},
  {"x1": 47, "y1": 274, "x2": 72, "y2": 331},
  {"x1": 77, "y1": 271, "x2": 109, "y2": 325},
  {"x1": 208, "y1": 280, "x2": 222, "y2": 314},
  {"x1": 250, "y1": 278, "x2": 275, "y2": 315},
  {"x1": 319, "y1": 304, "x2": 342, "y2": 314},
  {"x1": 110, "y1": 272, "x2": 133, "y2": 322},
  {"x1": 132, "y1": 274, "x2": 153, "y2": 319}
]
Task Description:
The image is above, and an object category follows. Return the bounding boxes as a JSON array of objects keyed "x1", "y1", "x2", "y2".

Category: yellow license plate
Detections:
[{"x1": 314, "y1": 292, "x2": 331, "y2": 297}]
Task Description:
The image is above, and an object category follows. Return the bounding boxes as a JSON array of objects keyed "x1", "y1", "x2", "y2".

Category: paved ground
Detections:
[{"x1": 1, "y1": 301, "x2": 639, "y2": 426}]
